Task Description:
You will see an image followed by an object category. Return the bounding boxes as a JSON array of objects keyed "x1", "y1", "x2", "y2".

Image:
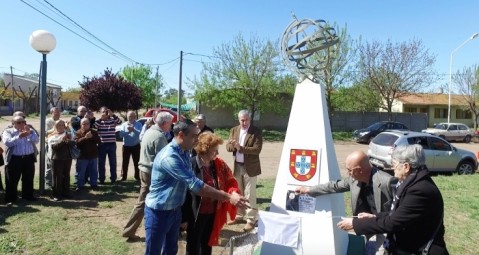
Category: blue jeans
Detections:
[
  {"x1": 76, "y1": 158, "x2": 98, "y2": 187},
  {"x1": 98, "y1": 143, "x2": 117, "y2": 183},
  {"x1": 144, "y1": 206, "x2": 181, "y2": 255}
]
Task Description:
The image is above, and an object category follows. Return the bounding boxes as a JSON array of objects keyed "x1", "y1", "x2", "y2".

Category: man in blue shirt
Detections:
[
  {"x1": 119, "y1": 111, "x2": 143, "y2": 181},
  {"x1": 144, "y1": 119, "x2": 247, "y2": 255}
]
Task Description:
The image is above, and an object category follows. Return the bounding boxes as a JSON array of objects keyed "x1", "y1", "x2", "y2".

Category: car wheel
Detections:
[
  {"x1": 457, "y1": 161, "x2": 475, "y2": 175},
  {"x1": 463, "y1": 135, "x2": 472, "y2": 143}
]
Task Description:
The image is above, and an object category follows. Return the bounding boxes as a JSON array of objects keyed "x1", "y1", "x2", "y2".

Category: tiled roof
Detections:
[{"x1": 397, "y1": 93, "x2": 468, "y2": 106}]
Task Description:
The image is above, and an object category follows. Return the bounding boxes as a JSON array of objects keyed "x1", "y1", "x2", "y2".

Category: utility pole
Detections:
[
  {"x1": 177, "y1": 51, "x2": 183, "y2": 119},
  {"x1": 10, "y1": 66, "x2": 15, "y2": 113},
  {"x1": 155, "y1": 66, "x2": 159, "y2": 107}
]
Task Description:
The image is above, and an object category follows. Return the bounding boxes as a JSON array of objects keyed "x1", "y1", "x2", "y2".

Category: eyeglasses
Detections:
[{"x1": 14, "y1": 121, "x2": 26, "y2": 124}]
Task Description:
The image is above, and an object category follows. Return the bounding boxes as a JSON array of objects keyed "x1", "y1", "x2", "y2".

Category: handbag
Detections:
[{"x1": 69, "y1": 143, "x2": 81, "y2": 159}]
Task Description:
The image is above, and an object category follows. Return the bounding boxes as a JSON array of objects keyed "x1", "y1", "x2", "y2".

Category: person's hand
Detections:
[
  {"x1": 229, "y1": 192, "x2": 248, "y2": 209},
  {"x1": 358, "y1": 212, "x2": 376, "y2": 219},
  {"x1": 228, "y1": 139, "x2": 240, "y2": 150},
  {"x1": 85, "y1": 131, "x2": 93, "y2": 138},
  {"x1": 295, "y1": 186, "x2": 310, "y2": 195},
  {"x1": 19, "y1": 125, "x2": 31, "y2": 138},
  {"x1": 127, "y1": 125, "x2": 134, "y2": 132},
  {"x1": 337, "y1": 217, "x2": 354, "y2": 231}
]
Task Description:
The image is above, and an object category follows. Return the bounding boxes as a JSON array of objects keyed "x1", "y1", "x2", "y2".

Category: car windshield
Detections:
[
  {"x1": 367, "y1": 122, "x2": 383, "y2": 130},
  {"x1": 433, "y1": 123, "x2": 447, "y2": 130}
]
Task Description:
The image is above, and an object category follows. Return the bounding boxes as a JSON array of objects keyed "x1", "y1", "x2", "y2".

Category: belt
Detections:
[
  {"x1": 12, "y1": 154, "x2": 34, "y2": 159},
  {"x1": 235, "y1": 161, "x2": 245, "y2": 165}
]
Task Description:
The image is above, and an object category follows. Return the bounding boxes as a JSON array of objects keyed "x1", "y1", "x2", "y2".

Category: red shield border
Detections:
[{"x1": 289, "y1": 149, "x2": 318, "y2": 181}]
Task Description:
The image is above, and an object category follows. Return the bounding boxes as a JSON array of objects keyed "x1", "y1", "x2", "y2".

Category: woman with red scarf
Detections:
[{"x1": 182, "y1": 132, "x2": 240, "y2": 255}]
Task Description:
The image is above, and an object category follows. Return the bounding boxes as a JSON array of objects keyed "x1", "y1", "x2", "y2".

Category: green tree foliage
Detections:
[
  {"x1": 307, "y1": 23, "x2": 356, "y2": 115},
  {"x1": 120, "y1": 64, "x2": 162, "y2": 109},
  {"x1": 356, "y1": 39, "x2": 438, "y2": 119},
  {"x1": 79, "y1": 69, "x2": 142, "y2": 111},
  {"x1": 331, "y1": 81, "x2": 382, "y2": 111},
  {"x1": 161, "y1": 88, "x2": 186, "y2": 105},
  {"x1": 191, "y1": 33, "x2": 294, "y2": 121},
  {"x1": 455, "y1": 65, "x2": 479, "y2": 129}
]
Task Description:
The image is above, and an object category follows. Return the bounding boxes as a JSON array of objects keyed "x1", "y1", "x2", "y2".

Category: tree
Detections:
[
  {"x1": 120, "y1": 64, "x2": 162, "y2": 109},
  {"x1": 161, "y1": 88, "x2": 186, "y2": 105},
  {"x1": 356, "y1": 39, "x2": 438, "y2": 119},
  {"x1": 307, "y1": 23, "x2": 356, "y2": 115},
  {"x1": 23, "y1": 72, "x2": 39, "y2": 81},
  {"x1": 13, "y1": 85, "x2": 37, "y2": 114},
  {"x1": 331, "y1": 81, "x2": 381, "y2": 111},
  {"x1": 79, "y1": 69, "x2": 142, "y2": 112},
  {"x1": 191, "y1": 33, "x2": 293, "y2": 121},
  {"x1": 455, "y1": 65, "x2": 479, "y2": 129}
]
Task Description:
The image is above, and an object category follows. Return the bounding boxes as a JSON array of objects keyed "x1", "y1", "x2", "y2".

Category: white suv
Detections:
[
  {"x1": 368, "y1": 130, "x2": 477, "y2": 174},
  {"x1": 422, "y1": 123, "x2": 474, "y2": 143}
]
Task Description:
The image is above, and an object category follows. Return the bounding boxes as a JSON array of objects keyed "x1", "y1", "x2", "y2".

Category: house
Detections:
[
  {"x1": 389, "y1": 93, "x2": 473, "y2": 127},
  {"x1": 1, "y1": 74, "x2": 62, "y2": 116}
]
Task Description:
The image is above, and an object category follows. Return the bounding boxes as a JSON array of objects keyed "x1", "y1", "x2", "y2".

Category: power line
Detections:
[{"x1": 20, "y1": 0, "x2": 138, "y2": 64}]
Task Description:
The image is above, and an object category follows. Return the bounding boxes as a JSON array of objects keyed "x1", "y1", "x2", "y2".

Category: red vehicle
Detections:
[{"x1": 144, "y1": 108, "x2": 185, "y2": 123}]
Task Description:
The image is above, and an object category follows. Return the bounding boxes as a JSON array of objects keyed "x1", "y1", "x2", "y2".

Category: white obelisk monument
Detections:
[{"x1": 258, "y1": 17, "x2": 348, "y2": 255}]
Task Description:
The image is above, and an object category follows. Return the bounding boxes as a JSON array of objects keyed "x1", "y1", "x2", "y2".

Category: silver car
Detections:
[
  {"x1": 422, "y1": 122, "x2": 474, "y2": 143},
  {"x1": 368, "y1": 130, "x2": 477, "y2": 174}
]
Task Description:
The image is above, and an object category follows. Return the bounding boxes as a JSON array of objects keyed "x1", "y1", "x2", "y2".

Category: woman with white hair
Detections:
[
  {"x1": 338, "y1": 144, "x2": 449, "y2": 254},
  {"x1": 48, "y1": 120, "x2": 74, "y2": 201}
]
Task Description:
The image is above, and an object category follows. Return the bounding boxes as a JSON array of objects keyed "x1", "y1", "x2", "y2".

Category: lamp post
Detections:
[
  {"x1": 448, "y1": 33, "x2": 478, "y2": 123},
  {"x1": 29, "y1": 30, "x2": 56, "y2": 193}
]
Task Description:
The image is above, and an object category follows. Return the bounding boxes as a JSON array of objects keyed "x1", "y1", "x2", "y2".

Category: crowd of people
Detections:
[{"x1": 0, "y1": 106, "x2": 450, "y2": 255}]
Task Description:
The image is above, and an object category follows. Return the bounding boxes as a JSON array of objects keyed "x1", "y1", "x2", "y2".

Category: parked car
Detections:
[
  {"x1": 144, "y1": 108, "x2": 185, "y2": 123},
  {"x1": 115, "y1": 117, "x2": 148, "y2": 142},
  {"x1": 368, "y1": 130, "x2": 477, "y2": 175},
  {"x1": 421, "y1": 122, "x2": 474, "y2": 143},
  {"x1": 352, "y1": 121, "x2": 409, "y2": 144}
]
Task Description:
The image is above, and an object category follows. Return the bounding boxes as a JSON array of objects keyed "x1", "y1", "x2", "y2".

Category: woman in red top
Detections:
[{"x1": 182, "y1": 132, "x2": 240, "y2": 255}]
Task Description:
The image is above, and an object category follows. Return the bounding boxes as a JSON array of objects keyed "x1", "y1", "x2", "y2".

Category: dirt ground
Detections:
[{"x1": 2, "y1": 114, "x2": 478, "y2": 254}]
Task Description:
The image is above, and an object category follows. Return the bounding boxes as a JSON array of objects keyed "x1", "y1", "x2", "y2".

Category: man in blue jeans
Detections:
[
  {"x1": 94, "y1": 107, "x2": 121, "y2": 184},
  {"x1": 144, "y1": 119, "x2": 247, "y2": 255}
]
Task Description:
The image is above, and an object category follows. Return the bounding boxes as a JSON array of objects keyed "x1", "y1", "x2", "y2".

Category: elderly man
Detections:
[
  {"x1": 296, "y1": 151, "x2": 397, "y2": 255},
  {"x1": 122, "y1": 112, "x2": 173, "y2": 239},
  {"x1": 144, "y1": 119, "x2": 247, "y2": 255},
  {"x1": 70, "y1": 105, "x2": 87, "y2": 139},
  {"x1": 45, "y1": 107, "x2": 61, "y2": 189},
  {"x1": 3, "y1": 116, "x2": 39, "y2": 205},
  {"x1": 94, "y1": 106, "x2": 122, "y2": 184},
  {"x1": 118, "y1": 111, "x2": 142, "y2": 181},
  {"x1": 194, "y1": 114, "x2": 214, "y2": 134},
  {"x1": 226, "y1": 110, "x2": 263, "y2": 232}
]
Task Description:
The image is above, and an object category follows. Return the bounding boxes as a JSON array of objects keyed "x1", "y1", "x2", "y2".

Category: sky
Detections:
[{"x1": 1, "y1": 0, "x2": 479, "y2": 95}]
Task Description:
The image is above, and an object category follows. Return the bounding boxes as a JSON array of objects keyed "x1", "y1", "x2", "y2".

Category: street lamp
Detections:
[
  {"x1": 448, "y1": 32, "x2": 478, "y2": 123},
  {"x1": 29, "y1": 30, "x2": 56, "y2": 193}
]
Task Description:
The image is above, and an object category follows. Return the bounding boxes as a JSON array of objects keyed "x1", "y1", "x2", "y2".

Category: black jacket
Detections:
[{"x1": 353, "y1": 169, "x2": 448, "y2": 254}]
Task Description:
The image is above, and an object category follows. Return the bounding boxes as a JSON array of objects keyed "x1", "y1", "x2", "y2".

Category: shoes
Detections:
[
  {"x1": 52, "y1": 197, "x2": 61, "y2": 202},
  {"x1": 99, "y1": 180, "x2": 105, "y2": 185},
  {"x1": 6, "y1": 202, "x2": 13, "y2": 207},
  {"x1": 243, "y1": 222, "x2": 256, "y2": 232},
  {"x1": 75, "y1": 187, "x2": 85, "y2": 192},
  {"x1": 91, "y1": 185, "x2": 98, "y2": 191}
]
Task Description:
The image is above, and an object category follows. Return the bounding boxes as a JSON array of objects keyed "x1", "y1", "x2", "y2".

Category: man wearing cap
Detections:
[
  {"x1": 191, "y1": 114, "x2": 214, "y2": 157},
  {"x1": 194, "y1": 114, "x2": 214, "y2": 134}
]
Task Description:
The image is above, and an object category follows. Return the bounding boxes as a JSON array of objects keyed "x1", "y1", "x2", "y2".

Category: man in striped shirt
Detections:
[{"x1": 94, "y1": 106, "x2": 122, "y2": 184}]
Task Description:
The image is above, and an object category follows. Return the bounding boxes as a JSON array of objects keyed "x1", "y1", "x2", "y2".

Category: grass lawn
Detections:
[{"x1": 0, "y1": 174, "x2": 477, "y2": 254}]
